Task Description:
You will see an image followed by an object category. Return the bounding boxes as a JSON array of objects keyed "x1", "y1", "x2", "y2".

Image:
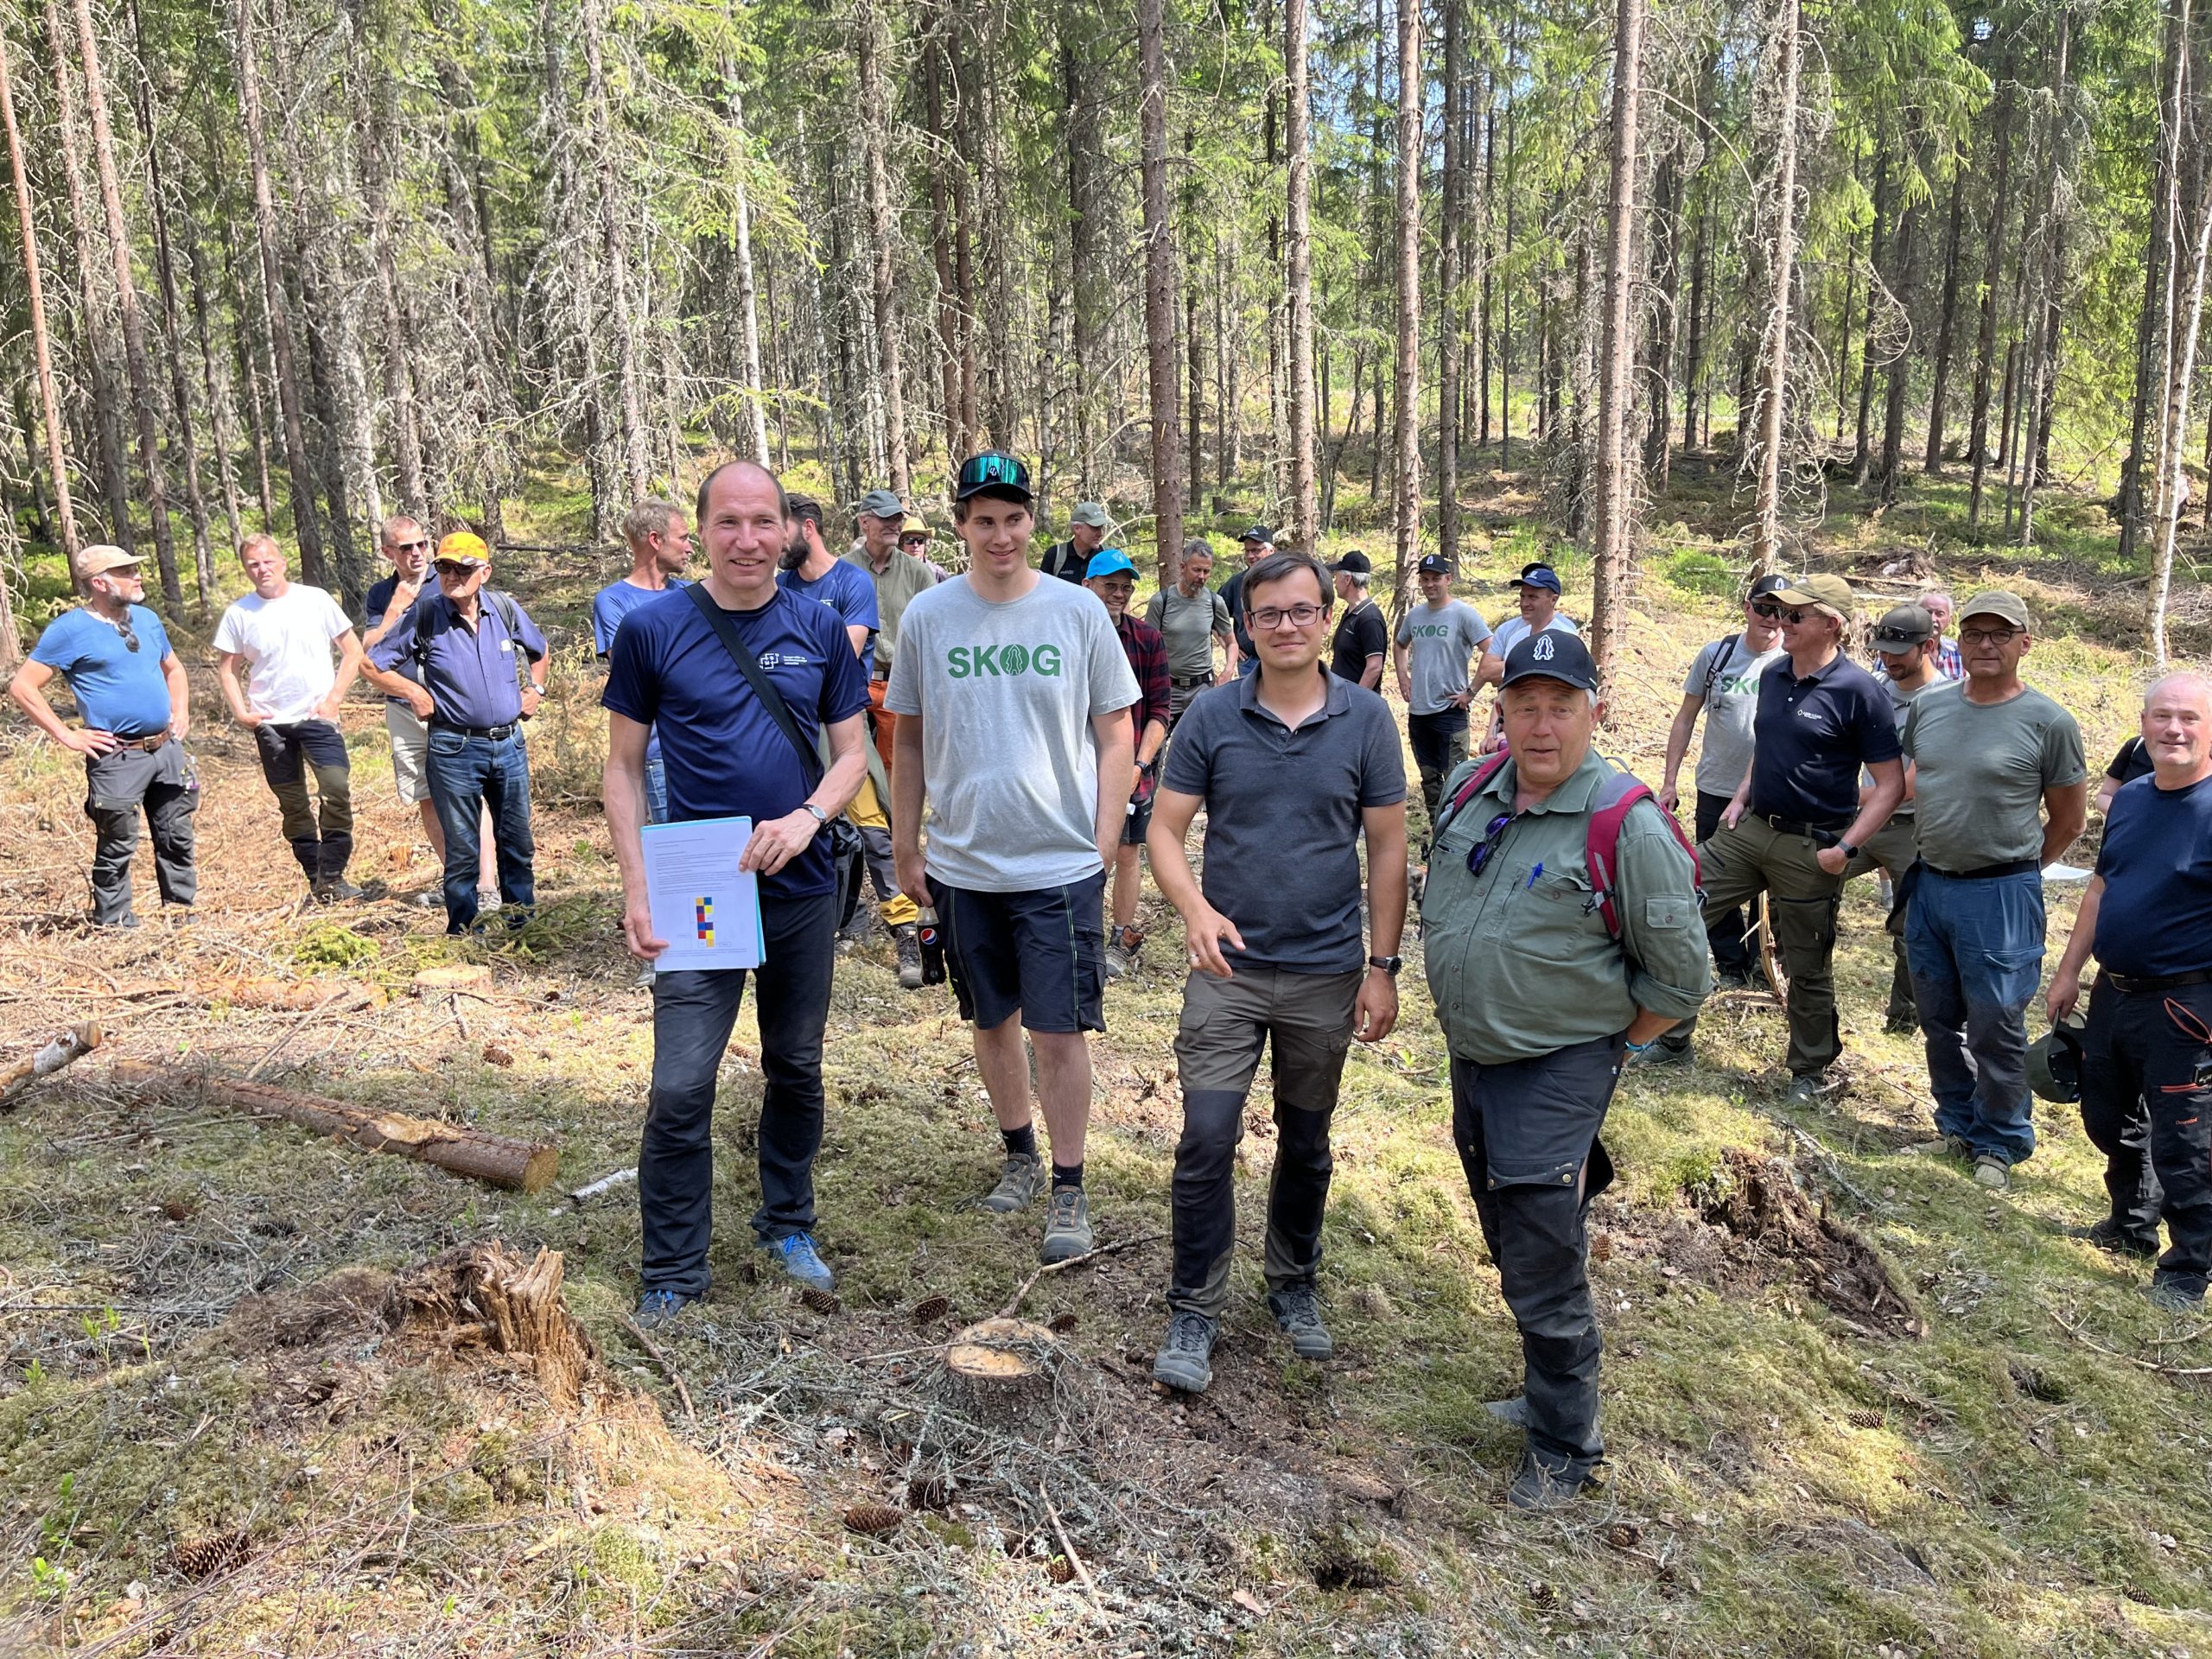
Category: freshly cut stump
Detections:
[
  {"x1": 413, "y1": 964, "x2": 493, "y2": 995},
  {"x1": 944, "y1": 1317, "x2": 1058, "y2": 1425}
]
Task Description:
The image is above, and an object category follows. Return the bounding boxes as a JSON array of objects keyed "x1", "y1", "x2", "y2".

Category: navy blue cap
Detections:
[
  {"x1": 1510, "y1": 563, "x2": 1563, "y2": 594},
  {"x1": 1417, "y1": 553, "x2": 1452, "y2": 575},
  {"x1": 1499, "y1": 628, "x2": 1599, "y2": 693},
  {"x1": 955, "y1": 452, "x2": 1033, "y2": 503},
  {"x1": 1330, "y1": 549, "x2": 1372, "y2": 575}
]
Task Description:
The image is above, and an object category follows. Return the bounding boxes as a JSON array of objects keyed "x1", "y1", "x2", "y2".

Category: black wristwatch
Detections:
[
  {"x1": 1369, "y1": 955, "x2": 1403, "y2": 976},
  {"x1": 1835, "y1": 840, "x2": 1859, "y2": 861}
]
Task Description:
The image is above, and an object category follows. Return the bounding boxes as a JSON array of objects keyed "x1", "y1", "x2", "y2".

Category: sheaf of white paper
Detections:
[{"x1": 643, "y1": 817, "x2": 764, "y2": 972}]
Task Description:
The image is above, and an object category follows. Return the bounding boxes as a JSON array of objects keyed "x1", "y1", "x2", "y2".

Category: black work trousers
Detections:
[
  {"x1": 639, "y1": 890, "x2": 837, "y2": 1299},
  {"x1": 2078, "y1": 977, "x2": 2212, "y2": 1289},
  {"x1": 84, "y1": 741, "x2": 198, "y2": 924},
  {"x1": 1449, "y1": 1034, "x2": 1624, "y2": 1482}
]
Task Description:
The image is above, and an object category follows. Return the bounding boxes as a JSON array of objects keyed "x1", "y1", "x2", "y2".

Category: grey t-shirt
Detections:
[
  {"x1": 1160, "y1": 672, "x2": 1407, "y2": 973},
  {"x1": 886, "y1": 574, "x2": 1141, "y2": 893},
  {"x1": 1872, "y1": 671, "x2": 1930, "y2": 819},
  {"x1": 1145, "y1": 584, "x2": 1232, "y2": 680},
  {"x1": 1394, "y1": 600, "x2": 1492, "y2": 715},
  {"x1": 1902, "y1": 684, "x2": 2087, "y2": 871},
  {"x1": 1684, "y1": 632, "x2": 1787, "y2": 797}
]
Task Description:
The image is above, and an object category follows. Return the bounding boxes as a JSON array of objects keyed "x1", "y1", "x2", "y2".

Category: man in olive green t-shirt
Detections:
[{"x1": 1900, "y1": 590, "x2": 2087, "y2": 1192}]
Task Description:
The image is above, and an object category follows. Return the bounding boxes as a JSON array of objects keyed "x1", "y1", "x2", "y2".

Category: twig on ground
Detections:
[
  {"x1": 2050, "y1": 1305, "x2": 2212, "y2": 1375},
  {"x1": 569, "y1": 1166, "x2": 639, "y2": 1206},
  {"x1": 996, "y1": 1233, "x2": 1163, "y2": 1321},
  {"x1": 1042, "y1": 1485, "x2": 1115, "y2": 1627},
  {"x1": 622, "y1": 1316, "x2": 699, "y2": 1421},
  {"x1": 448, "y1": 994, "x2": 471, "y2": 1043},
  {"x1": 242, "y1": 1007, "x2": 324, "y2": 1082}
]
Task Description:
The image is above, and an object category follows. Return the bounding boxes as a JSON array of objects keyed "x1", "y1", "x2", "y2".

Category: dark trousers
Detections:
[
  {"x1": 1408, "y1": 710, "x2": 1471, "y2": 840},
  {"x1": 1684, "y1": 815, "x2": 1855, "y2": 1075},
  {"x1": 1905, "y1": 868, "x2": 2044, "y2": 1166},
  {"x1": 84, "y1": 741, "x2": 198, "y2": 924},
  {"x1": 2079, "y1": 978, "x2": 2212, "y2": 1287},
  {"x1": 1166, "y1": 966, "x2": 1360, "y2": 1318},
  {"x1": 252, "y1": 719, "x2": 353, "y2": 880},
  {"x1": 640, "y1": 891, "x2": 838, "y2": 1298},
  {"x1": 423, "y1": 727, "x2": 534, "y2": 931},
  {"x1": 1694, "y1": 790, "x2": 1763, "y2": 980},
  {"x1": 1450, "y1": 1036, "x2": 1624, "y2": 1481}
]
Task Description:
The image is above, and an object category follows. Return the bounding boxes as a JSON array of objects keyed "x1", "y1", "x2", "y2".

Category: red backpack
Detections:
[{"x1": 1433, "y1": 753, "x2": 1702, "y2": 940}]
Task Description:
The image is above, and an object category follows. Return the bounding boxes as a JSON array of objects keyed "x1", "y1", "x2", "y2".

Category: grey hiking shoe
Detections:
[
  {"x1": 893, "y1": 925, "x2": 924, "y2": 989},
  {"x1": 1267, "y1": 1284, "x2": 1334, "y2": 1360},
  {"x1": 976, "y1": 1152, "x2": 1046, "y2": 1214},
  {"x1": 1914, "y1": 1132, "x2": 1971, "y2": 1161},
  {"x1": 1104, "y1": 925, "x2": 1143, "y2": 981},
  {"x1": 2145, "y1": 1273, "x2": 2209, "y2": 1311},
  {"x1": 1484, "y1": 1395, "x2": 1530, "y2": 1427},
  {"x1": 1507, "y1": 1453, "x2": 1596, "y2": 1512},
  {"x1": 1783, "y1": 1070, "x2": 1843, "y2": 1105},
  {"x1": 1973, "y1": 1154, "x2": 2011, "y2": 1192},
  {"x1": 1153, "y1": 1309, "x2": 1219, "y2": 1393},
  {"x1": 1624, "y1": 1040, "x2": 1691, "y2": 1071},
  {"x1": 1038, "y1": 1184, "x2": 1094, "y2": 1264}
]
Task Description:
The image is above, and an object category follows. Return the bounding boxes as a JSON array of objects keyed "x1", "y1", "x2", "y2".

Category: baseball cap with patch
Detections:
[
  {"x1": 1500, "y1": 628, "x2": 1599, "y2": 693},
  {"x1": 1330, "y1": 549, "x2": 1372, "y2": 575},
  {"x1": 1871, "y1": 603, "x2": 1936, "y2": 650},
  {"x1": 1084, "y1": 548, "x2": 1137, "y2": 581},
  {"x1": 1071, "y1": 501, "x2": 1109, "y2": 529},
  {"x1": 1417, "y1": 553, "x2": 1452, "y2": 575},
  {"x1": 954, "y1": 452, "x2": 1033, "y2": 504},
  {"x1": 72, "y1": 543, "x2": 141, "y2": 582},
  {"x1": 1239, "y1": 524, "x2": 1274, "y2": 545},
  {"x1": 1510, "y1": 562, "x2": 1563, "y2": 594},
  {"x1": 860, "y1": 489, "x2": 904, "y2": 519},
  {"x1": 1770, "y1": 572, "x2": 1856, "y2": 614},
  {"x1": 435, "y1": 531, "x2": 491, "y2": 567},
  {"x1": 1748, "y1": 572, "x2": 1791, "y2": 601},
  {"x1": 1958, "y1": 588, "x2": 2031, "y2": 629}
]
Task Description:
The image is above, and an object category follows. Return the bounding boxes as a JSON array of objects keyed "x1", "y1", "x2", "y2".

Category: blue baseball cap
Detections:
[
  {"x1": 1511, "y1": 562, "x2": 1563, "y2": 594},
  {"x1": 1084, "y1": 547, "x2": 1137, "y2": 580}
]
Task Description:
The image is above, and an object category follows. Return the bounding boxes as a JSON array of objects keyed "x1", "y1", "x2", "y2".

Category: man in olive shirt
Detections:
[
  {"x1": 1420, "y1": 631, "x2": 1708, "y2": 1509},
  {"x1": 1902, "y1": 590, "x2": 2086, "y2": 1191},
  {"x1": 1145, "y1": 540, "x2": 1235, "y2": 724}
]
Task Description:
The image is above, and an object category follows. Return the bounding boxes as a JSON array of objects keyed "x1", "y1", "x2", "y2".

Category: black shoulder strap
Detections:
[
  {"x1": 681, "y1": 583, "x2": 824, "y2": 791},
  {"x1": 1700, "y1": 632, "x2": 1740, "y2": 702}
]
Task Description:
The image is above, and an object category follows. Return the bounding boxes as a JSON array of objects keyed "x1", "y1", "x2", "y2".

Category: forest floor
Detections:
[{"x1": 2, "y1": 451, "x2": 2210, "y2": 1657}]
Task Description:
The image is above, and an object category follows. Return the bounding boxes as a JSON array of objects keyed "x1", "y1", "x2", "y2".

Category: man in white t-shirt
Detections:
[
  {"x1": 213, "y1": 534, "x2": 366, "y2": 900},
  {"x1": 1474, "y1": 562, "x2": 1580, "y2": 753}
]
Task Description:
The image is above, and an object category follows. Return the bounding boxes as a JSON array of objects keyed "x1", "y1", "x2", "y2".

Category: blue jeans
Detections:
[
  {"x1": 641, "y1": 890, "x2": 837, "y2": 1296},
  {"x1": 423, "y1": 726, "x2": 535, "y2": 932},
  {"x1": 1906, "y1": 868, "x2": 2044, "y2": 1165},
  {"x1": 645, "y1": 752, "x2": 669, "y2": 825}
]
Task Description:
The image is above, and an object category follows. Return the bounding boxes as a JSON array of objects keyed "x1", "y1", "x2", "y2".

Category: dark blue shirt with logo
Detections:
[
  {"x1": 2094, "y1": 772, "x2": 2212, "y2": 978},
  {"x1": 601, "y1": 588, "x2": 869, "y2": 899},
  {"x1": 1745, "y1": 653, "x2": 1902, "y2": 825}
]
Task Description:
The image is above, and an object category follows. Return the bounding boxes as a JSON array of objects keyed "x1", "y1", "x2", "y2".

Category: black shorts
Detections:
[{"x1": 930, "y1": 873, "x2": 1108, "y2": 1034}]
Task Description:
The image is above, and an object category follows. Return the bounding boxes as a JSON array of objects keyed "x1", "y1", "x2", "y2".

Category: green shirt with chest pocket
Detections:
[{"x1": 1421, "y1": 747, "x2": 1712, "y2": 1065}]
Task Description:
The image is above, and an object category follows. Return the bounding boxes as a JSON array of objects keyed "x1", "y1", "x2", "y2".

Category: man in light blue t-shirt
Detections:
[
  {"x1": 593, "y1": 497, "x2": 694, "y2": 825},
  {"x1": 8, "y1": 545, "x2": 197, "y2": 926},
  {"x1": 1391, "y1": 552, "x2": 1491, "y2": 834}
]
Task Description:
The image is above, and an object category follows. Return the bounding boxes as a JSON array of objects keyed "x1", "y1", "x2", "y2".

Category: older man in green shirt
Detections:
[{"x1": 1421, "y1": 631, "x2": 1710, "y2": 1510}]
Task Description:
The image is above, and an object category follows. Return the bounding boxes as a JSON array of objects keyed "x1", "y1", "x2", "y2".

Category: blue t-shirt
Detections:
[
  {"x1": 1745, "y1": 653, "x2": 1903, "y2": 825},
  {"x1": 29, "y1": 605, "x2": 176, "y2": 736},
  {"x1": 601, "y1": 588, "x2": 870, "y2": 900},
  {"x1": 366, "y1": 590, "x2": 548, "y2": 729},
  {"x1": 2094, "y1": 772, "x2": 2212, "y2": 978},
  {"x1": 778, "y1": 560, "x2": 880, "y2": 652},
  {"x1": 592, "y1": 577, "x2": 690, "y2": 658}
]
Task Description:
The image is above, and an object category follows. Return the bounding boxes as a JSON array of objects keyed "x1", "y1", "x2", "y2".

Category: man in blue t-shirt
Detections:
[
  {"x1": 604, "y1": 460, "x2": 871, "y2": 1324},
  {"x1": 592, "y1": 496, "x2": 694, "y2": 826},
  {"x1": 8, "y1": 546, "x2": 198, "y2": 926},
  {"x1": 2050, "y1": 671, "x2": 2212, "y2": 1307}
]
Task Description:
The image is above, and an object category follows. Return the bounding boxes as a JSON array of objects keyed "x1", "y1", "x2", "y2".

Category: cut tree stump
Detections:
[
  {"x1": 111, "y1": 1060, "x2": 559, "y2": 1192},
  {"x1": 413, "y1": 965, "x2": 493, "y2": 996},
  {"x1": 0, "y1": 1021, "x2": 100, "y2": 1109},
  {"x1": 944, "y1": 1317, "x2": 1060, "y2": 1424},
  {"x1": 391, "y1": 1242, "x2": 598, "y2": 1408}
]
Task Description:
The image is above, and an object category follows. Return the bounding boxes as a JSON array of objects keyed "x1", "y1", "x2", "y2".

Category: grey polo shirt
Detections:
[{"x1": 1160, "y1": 671, "x2": 1406, "y2": 973}]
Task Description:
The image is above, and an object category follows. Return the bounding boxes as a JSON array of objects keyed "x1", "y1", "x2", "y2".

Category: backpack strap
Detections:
[
  {"x1": 1699, "y1": 632, "x2": 1740, "y2": 703},
  {"x1": 1431, "y1": 751, "x2": 1512, "y2": 844},
  {"x1": 1585, "y1": 769, "x2": 1703, "y2": 940}
]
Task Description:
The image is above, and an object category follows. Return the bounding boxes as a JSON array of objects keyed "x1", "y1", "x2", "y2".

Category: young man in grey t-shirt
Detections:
[
  {"x1": 1391, "y1": 553, "x2": 1491, "y2": 836},
  {"x1": 889, "y1": 452, "x2": 1139, "y2": 1265}
]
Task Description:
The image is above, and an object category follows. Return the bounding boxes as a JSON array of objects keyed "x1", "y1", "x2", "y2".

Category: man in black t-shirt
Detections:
[
  {"x1": 1039, "y1": 501, "x2": 1109, "y2": 584},
  {"x1": 1327, "y1": 550, "x2": 1388, "y2": 687},
  {"x1": 1218, "y1": 525, "x2": 1273, "y2": 678},
  {"x1": 2095, "y1": 734, "x2": 2157, "y2": 817}
]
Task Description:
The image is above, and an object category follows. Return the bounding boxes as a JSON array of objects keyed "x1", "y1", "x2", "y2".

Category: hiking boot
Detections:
[
  {"x1": 2145, "y1": 1273, "x2": 2209, "y2": 1311},
  {"x1": 1484, "y1": 1395, "x2": 1530, "y2": 1427},
  {"x1": 1783, "y1": 1070, "x2": 1843, "y2": 1105},
  {"x1": 410, "y1": 887, "x2": 444, "y2": 909},
  {"x1": 1884, "y1": 1008, "x2": 1918, "y2": 1035},
  {"x1": 760, "y1": 1231, "x2": 837, "y2": 1293},
  {"x1": 1913, "y1": 1133, "x2": 1972, "y2": 1162},
  {"x1": 1973, "y1": 1154, "x2": 2011, "y2": 1192},
  {"x1": 1038, "y1": 1184, "x2": 1094, "y2": 1264},
  {"x1": 2081, "y1": 1217, "x2": 2158, "y2": 1260},
  {"x1": 893, "y1": 924, "x2": 924, "y2": 989},
  {"x1": 634, "y1": 1288, "x2": 694, "y2": 1332},
  {"x1": 836, "y1": 907, "x2": 874, "y2": 950},
  {"x1": 1153, "y1": 1309, "x2": 1219, "y2": 1394},
  {"x1": 976, "y1": 1151, "x2": 1047, "y2": 1214},
  {"x1": 1268, "y1": 1283, "x2": 1334, "y2": 1360},
  {"x1": 1507, "y1": 1453, "x2": 1596, "y2": 1512},
  {"x1": 312, "y1": 875, "x2": 366, "y2": 904},
  {"x1": 1624, "y1": 1039, "x2": 1692, "y2": 1071},
  {"x1": 1104, "y1": 924, "x2": 1144, "y2": 981},
  {"x1": 476, "y1": 888, "x2": 503, "y2": 916}
]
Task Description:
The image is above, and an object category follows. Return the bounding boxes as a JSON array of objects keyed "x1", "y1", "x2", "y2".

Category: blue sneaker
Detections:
[
  {"x1": 634, "y1": 1288, "x2": 693, "y2": 1332},
  {"x1": 761, "y1": 1232, "x2": 836, "y2": 1293}
]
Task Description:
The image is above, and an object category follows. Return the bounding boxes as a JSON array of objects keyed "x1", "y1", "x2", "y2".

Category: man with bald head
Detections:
[{"x1": 2050, "y1": 672, "x2": 2212, "y2": 1307}]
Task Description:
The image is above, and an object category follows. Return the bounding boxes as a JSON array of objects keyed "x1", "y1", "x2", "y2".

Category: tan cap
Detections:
[
  {"x1": 899, "y1": 516, "x2": 928, "y2": 537},
  {"x1": 1958, "y1": 588, "x2": 2031, "y2": 629},
  {"x1": 1770, "y1": 572, "x2": 1857, "y2": 614},
  {"x1": 72, "y1": 543, "x2": 141, "y2": 582}
]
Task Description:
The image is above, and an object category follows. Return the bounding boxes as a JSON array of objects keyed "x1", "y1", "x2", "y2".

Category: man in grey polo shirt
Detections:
[{"x1": 1145, "y1": 550, "x2": 1408, "y2": 1393}]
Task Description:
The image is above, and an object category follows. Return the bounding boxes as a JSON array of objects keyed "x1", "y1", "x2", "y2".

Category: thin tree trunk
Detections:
[
  {"x1": 1967, "y1": 75, "x2": 2016, "y2": 527},
  {"x1": 1642, "y1": 131, "x2": 1681, "y2": 484},
  {"x1": 857, "y1": 0, "x2": 910, "y2": 495},
  {"x1": 1750, "y1": 0, "x2": 1802, "y2": 576},
  {"x1": 1590, "y1": 0, "x2": 1643, "y2": 677},
  {"x1": 1853, "y1": 146, "x2": 1889, "y2": 483},
  {"x1": 1834, "y1": 209, "x2": 1859, "y2": 443},
  {"x1": 1501, "y1": 95, "x2": 1516, "y2": 468},
  {"x1": 183, "y1": 227, "x2": 243, "y2": 551},
  {"x1": 1184, "y1": 123, "x2": 1202, "y2": 511},
  {"x1": 950, "y1": 22, "x2": 980, "y2": 448},
  {"x1": 1389, "y1": 0, "x2": 1421, "y2": 609},
  {"x1": 1878, "y1": 148, "x2": 1923, "y2": 504},
  {"x1": 1286, "y1": 0, "x2": 1319, "y2": 549},
  {"x1": 1923, "y1": 165, "x2": 1967, "y2": 474},
  {"x1": 0, "y1": 22, "x2": 78, "y2": 559},
  {"x1": 1683, "y1": 181, "x2": 1708, "y2": 450},
  {"x1": 582, "y1": 0, "x2": 649, "y2": 499},
  {"x1": 929, "y1": 22, "x2": 964, "y2": 466},
  {"x1": 2018, "y1": 11, "x2": 2072, "y2": 548},
  {"x1": 2151, "y1": 24, "x2": 2212, "y2": 662},
  {"x1": 725, "y1": 80, "x2": 770, "y2": 467},
  {"x1": 1138, "y1": 0, "x2": 1182, "y2": 582},
  {"x1": 1437, "y1": 0, "x2": 1462, "y2": 566},
  {"x1": 1062, "y1": 15, "x2": 1098, "y2": 492}
]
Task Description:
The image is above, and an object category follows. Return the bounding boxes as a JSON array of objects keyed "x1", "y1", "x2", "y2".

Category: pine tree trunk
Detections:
[
  {"x1": 1184, "y1": 123, "x2": 1202, "y2": 511},
  {"x1": 2151, "y1": 2, "x2": 2212, "y2": 662},
  {"x1": 1923, "y1": 166, "x2": 1967, "y2": 474},
  {"x1": 1967, "y1": 74, "x2": 2016, "y2": 528},
  {"x1": 857, "y1": 0, "x2": 910, "y2": 495},
  {"x1": 929, "y1": 23, "x2": 964, "y2": 467},
  {"x1": 1062, "y1": 16, "x2": 1099, "y2": 493},
  {"x1": 582, "y1": 0, "x2": 649, "y2": 500},
  {"x1": 1390, "y1": 0, "x2": 1421, "y2": 609},
  {"x1": 0, "y1": 22, "x2": 78, "y2": 558},
  {"x1": 1286, "y1": 0, "x2": 1319, "y2": 550},
  {"x1": 1138, "y1": 0, "x2": 1183, "y2": 582},
  {"x1": 2018, "y1": 11, "x2": 2072, "y2": 548},
  {"x1": 1853, "y1": 147, "x2": 1889, "y2": 484},
  {"x1": 1590, "y1": 0, "x2": 1643, "y2": 679},
  {"x1": 950, "y1": 24, "x2": 981, "y2": 448},
  {"x1": 182, "y1": 226, "x2": 243, "y2": 551},
  {"x1": 1682, "y1": 182, "x2": 1708, "y2": 450},
  {"x1": 1437, "y1": 0, "x2": 1462, "y2": 566},
  {"x1": 1834, "y1": 207, "x2": 1859, "y2": 443},
  {"x1": 1878, "y1": 151, "x2": 1923, "y2": 505},
  {"x1": 1501, "y1": 98, "x2": 1516, "y2": 468},
  {"x1": 1750, "y1": 0, "x2": 1802, "y2": 576},
  {"x1": 1641, "y1": 134, "x2": 1681, "y2": 484}
]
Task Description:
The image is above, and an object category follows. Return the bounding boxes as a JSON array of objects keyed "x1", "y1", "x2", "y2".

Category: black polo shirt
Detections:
[
  {"x1": 1160, "y1": 671, "x2": 1406, "y2": 973},
  {"x1": 1330, "y1": 598, "x2": 1389, "y2": 683},
  {"x1": 1745, "y1": 652, "x2": 1902, "y2": 826}
]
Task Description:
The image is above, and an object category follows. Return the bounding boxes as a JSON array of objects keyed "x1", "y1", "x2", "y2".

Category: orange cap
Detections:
[{"x1": 435, "y1": 531, "x2": 491, "y2": 566}]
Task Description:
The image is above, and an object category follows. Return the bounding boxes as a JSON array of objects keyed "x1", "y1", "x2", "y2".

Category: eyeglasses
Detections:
[
  {"x1": 1958, "y1": 626, "x2": 2020, "y2": 646},
  {"x1": 1248, "y1": 603, "x2": 1326, "y2": 631},
  {"x1": 1751, "y1": 602, "x2": 1785, "y2": 620},
  {"x1": 1466, "y1": 810, "x2": 1516, "y2": 879}
]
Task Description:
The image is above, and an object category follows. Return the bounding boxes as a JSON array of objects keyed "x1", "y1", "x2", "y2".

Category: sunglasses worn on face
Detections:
[
  {"x1": 394, "y1": 539, "x2": 430, "y2": 554},
  {"x1": 1751, "y1": 601, "x2": 1784, "y2": 620},
  {"x1": 1249, "y1": 603, "x2": 1326, "y2": 631},
  {"x1": 435, "y1": 560, "x2": 480, "y2": 577}
]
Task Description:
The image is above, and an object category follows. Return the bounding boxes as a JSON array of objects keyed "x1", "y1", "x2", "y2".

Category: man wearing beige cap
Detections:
[
  {"x1": 8, "y1": 546, "x2": 197, "y2": 926},
  {"x1": 1639, "y1": 573, "x2": 1904, "y2": 1098},
  {"x1": 1901, "y1": 590, "x2": 2085, "y2": 1190}
]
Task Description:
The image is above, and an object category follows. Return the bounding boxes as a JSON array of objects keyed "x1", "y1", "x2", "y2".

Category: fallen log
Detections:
[
  {"x1": 111, "y1": 1059, "x2": 559, "y2": 1193},
  {"x1": 0, "y1": 1021, "x2": 101, "y2": 1109}
]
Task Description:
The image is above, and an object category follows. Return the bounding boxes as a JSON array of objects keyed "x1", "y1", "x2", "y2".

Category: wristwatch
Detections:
[
  {"x1": 1835, "y1": 840, "x2": 1859, "y2": 861},
  {"x1": 1368, "y1": 955, "x2": 1403, "y2": 976},
  {"x1": 801, "y1": 804, "x2": 829, "y2": 829}
]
